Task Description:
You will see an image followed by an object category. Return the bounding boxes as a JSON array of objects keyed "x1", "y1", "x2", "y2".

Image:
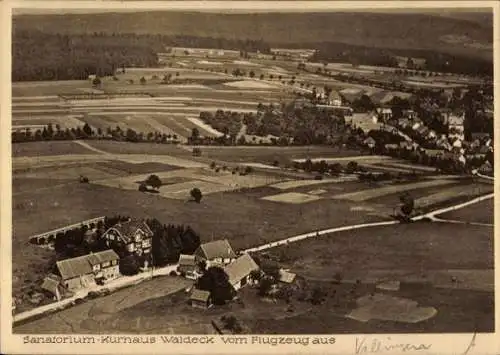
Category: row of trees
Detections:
[{"x1": 12, "y1": 123, "x2": 181, "y2": 145}]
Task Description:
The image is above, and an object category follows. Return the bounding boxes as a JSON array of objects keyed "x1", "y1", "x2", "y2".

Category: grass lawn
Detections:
[
  {"x1": 84, "y1": 140, "x2": 190, "y2": 156},
  {"x1": 250, "y1": 285, "x2": 493, "y2": 333},
  {"x1": 437, "y1": 198, "x2": 494, "y2": 225},
  {"x1": 258, "y1": 222, "x2": 493, "y2": 277},
  {"x1": 197, "y1": 146, "x2": 363, "y2": 165},
  {"x1": 12, "y1": 141, "x2": 94, "y2": 157}
]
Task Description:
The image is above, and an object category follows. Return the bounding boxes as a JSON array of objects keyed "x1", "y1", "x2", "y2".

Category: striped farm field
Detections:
[
  {"x1": 332, "y1": 179, "x2": 457, "y2": 202},
  {"x1": 376, "y1": 162, "x2": 436, "y2": 172},
  {"x1": 415, "y1": 184, "x2": 494, "y2": 209},
  {"x1": 270, "y1": 176, "x2": 357, "y2": 190},
  {"x1": 12, "y1": 81, "x2": 96, "y2": 97},
  {"x1": 12, "y1": 115, "x2": 85, "y2": 130}
]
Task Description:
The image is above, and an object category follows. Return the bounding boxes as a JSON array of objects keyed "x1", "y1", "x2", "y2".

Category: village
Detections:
[{"x1": 10, "y1": 8, "x2": 494, "y2": 336}]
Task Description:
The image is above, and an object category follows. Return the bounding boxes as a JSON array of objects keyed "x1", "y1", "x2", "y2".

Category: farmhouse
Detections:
[
  {"x1": 55, "y1": 249, "x2": 120, "y2": 292},
  {"x1": 194, "y1": 239, "x2": 237, "y2": 268},
  {"x1": 223, "y1": 253, "x2": 260, "y2": 291},
  {"x1": 178, "y1": 254, "x2": 197, "y2": 274},
  {"x1": 102, "y1": 219, "x2": 153, "y2": 266},
  {"x1": 189, "y1": 288, "x2": 212, "y2": 309},
  {"x1": 41, "y1": 274, "x2": 65, "y2": 301}
]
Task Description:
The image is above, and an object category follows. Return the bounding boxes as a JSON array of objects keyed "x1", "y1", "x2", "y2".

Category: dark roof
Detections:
[
  {"x1": 41, "y1": 274, "x2": 62, "y2": 295},
  {"x1": 179, "y1": 254, "x2": 196, "y2": 266},
  {"x1": 56, "y1": 249, "x2": 120, "y2": 280},
  {"x1": 105, "y1": 219, "x2": 153, "y2": 243},
  {"x1": 87, "y1": 249, "x2": 120, "y2": 265},
  {"x1": 197, "y1": 239, "x2": 236, "y2": 260},
  {"x1": 189, "y1": 288, "x2": 211, "y2": 302},
  {"x1": 224, "y1": 253, "x2": 259, "y2": 286},
  {"x1": 56, "y1": 255, "x2": 93, "y2": 280}
]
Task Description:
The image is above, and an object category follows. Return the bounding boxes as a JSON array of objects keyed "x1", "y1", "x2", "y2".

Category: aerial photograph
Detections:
[{"x1": 10, "y1": 6, "x2": 494, "y2": 335}]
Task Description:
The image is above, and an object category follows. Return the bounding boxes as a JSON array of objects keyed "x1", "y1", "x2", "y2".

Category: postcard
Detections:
[{"x1": 1, "y1": 1, "x2": 498, "y2": 354}]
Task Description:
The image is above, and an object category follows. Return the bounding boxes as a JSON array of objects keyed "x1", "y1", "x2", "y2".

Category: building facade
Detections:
[{"x1": 102, "y1": 219, "x2": 153, "y2": 267}]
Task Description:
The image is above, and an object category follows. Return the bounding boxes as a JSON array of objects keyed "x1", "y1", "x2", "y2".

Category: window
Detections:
[
  {"x1": 93, "y1": 264, "x2": 101, "y2": 271},
  {"x1": 101, "y1": 261, "x2": 111, "y2": 268},
  {"x1": 111, "y1": 260, "x2": 117, "y2": 266}
]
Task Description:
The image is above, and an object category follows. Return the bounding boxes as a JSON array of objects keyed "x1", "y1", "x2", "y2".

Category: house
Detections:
[
  {"x1": 55, "y1": 249, "x2": 120, "y2": 292},
  {"x1": 402, "y1": 109, "x2": 417, "y2": 120},
  {"x1": 178, "y1": 254, "x2": 197, "y2": 275},
  {"x1": 188, "y1": 288, "x2": 212, "y2": 309},
  {"x1": 416, "y1": 125, "x2": 430, "y2": 137},
  {"x1": 41, "y1": 274, "x2": 65, "y2": 301},
  {"x1": 327, "y1": 90, "x2": 342, "y2": 106},
  {"x1": 87, "y1": 249, "x2": 121, "y2": 283},
  {"x1": 426, "y1": 130, "x2": 437, "y2": 140},
  {"x1": 223, "y1": 253, "x2": 260, "y2": 291},
  {"x1": 102, "y1": 219, "x2": 153, "y2": 266},
  {"x1": 384, "y1": 143, "x2": 399, "y2": 150},
  {"x1": 195, "y1": 239, "x2": 237, "y2": 268},
  {"x1": 363, "y1": 137, "x2": 376, "y2": 149},
  {"x1": 376, "y1": 107, "x2": 393, "y2": 121},
  {"x1": 447, "y1": 113, "x2": 465, "y2": 140},
  {"x1": 479, "y1": 160, "x2": 493, "y2": 174},
  {"x1": 400, "y1": 141, "x2": 413, "y2": 150}
]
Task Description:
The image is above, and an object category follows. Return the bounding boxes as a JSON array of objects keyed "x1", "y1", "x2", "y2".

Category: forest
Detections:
[{"x1": 12, "y1": 30, "x2": 270, "y2": 82}]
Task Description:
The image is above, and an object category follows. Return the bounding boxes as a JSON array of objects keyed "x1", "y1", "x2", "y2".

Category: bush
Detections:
[
  {"x1": 314, "y1": 175, "x2": 323, "y2": 180},
  {"x1": 119, "y1": 255, "x2": 141, "y2": 276},
  {"x1": 190, "y1": 188, "x2": 203, "y2": 203},
  {"x1": 169, "y1": 270, "x2": 178, "y2": 277}
]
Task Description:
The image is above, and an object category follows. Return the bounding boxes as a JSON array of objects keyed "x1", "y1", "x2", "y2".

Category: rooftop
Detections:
[
  {"x1": 224, "y1": 253, "x2": 259, "y2": 286},
  {"x1": 197, "y1": 239, "x2": 236, "y2": 260}
]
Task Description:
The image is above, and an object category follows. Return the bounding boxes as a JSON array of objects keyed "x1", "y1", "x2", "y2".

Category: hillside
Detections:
[{"x1": 12, "y1": 11, "x2": 493, "y2": 60}]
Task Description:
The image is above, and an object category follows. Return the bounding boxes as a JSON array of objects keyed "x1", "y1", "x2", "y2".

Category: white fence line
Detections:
[{"x1": 29, "y1": 216, "x2": 106, "y2": 243}]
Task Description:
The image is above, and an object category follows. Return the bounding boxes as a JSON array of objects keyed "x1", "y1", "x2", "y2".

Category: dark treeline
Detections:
[
  {"x1": 12, "y1": 30, "x2": 270, "y2": 82},
  {"x1": 306, "y1": 42, "x2": 493, "y2": 77},
  {"x1": 147, "y1": 218, "x2": 201, "y2": 267},
  {"x1": 13, "y1": 31, "x2": 159, "y2": 81}
]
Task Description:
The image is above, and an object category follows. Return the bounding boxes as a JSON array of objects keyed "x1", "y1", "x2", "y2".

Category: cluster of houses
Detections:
[
  {"x1": 181, "y1": 239, "x2": 261, "y2": 309},
  {"x1": 41, "y1": 219, "x2": 154, "y2": 301},
  {"x1": 38, "y1": 220, "x2": 288, "y2": 311}
]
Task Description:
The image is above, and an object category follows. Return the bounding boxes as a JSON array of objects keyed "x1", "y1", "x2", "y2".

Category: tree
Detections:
[
  {"x1": 191, "y1": 127, "x2": 200, "y2": 140},
  {"x1": 196, "y1": 266, "x2": 235, "y2": 305},
  {"x1": 145, "y1": 174, "x2": 162, "y2": 189},
  {"x1": 258, "y1": 276, "x2": 274, "y2": 296},
  {"x1": 82, "y1": 123, "x2": 93, "y2": 137},
  {"x1": 92, "y1": 76, "x2": 101, "y2": 87},
  {"x1": 249, "y1": 70, "x2": 255, "y2": 78},
  {"x1": 119, "y1": 255, "x2": 141, "y2": 276},
  {"x1": 399, "y1": 192, "x2": 415, "y2": 217},
  {"x1": 346, "y1": 161, "x2": 359, "y2": 174},
  {"x1": 261, "y1": 260, "x2": 280, "y2": 281},
  {"x1": 140, "y1": 76, "x2": 147, "y2": 85},
  {"x1": 190, "y1": 188, "x2": 203, "y2": 203}
]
